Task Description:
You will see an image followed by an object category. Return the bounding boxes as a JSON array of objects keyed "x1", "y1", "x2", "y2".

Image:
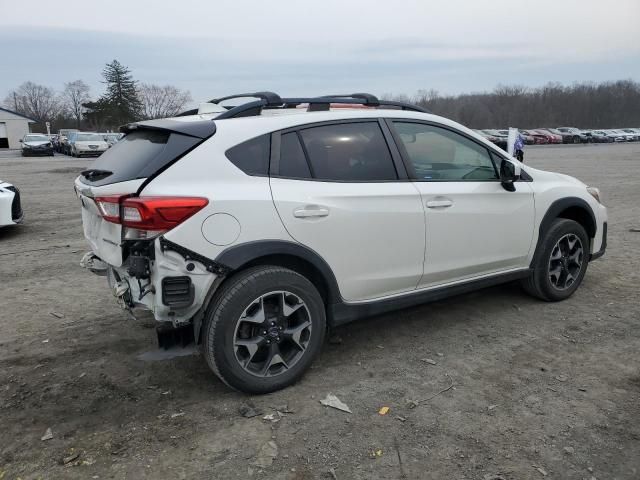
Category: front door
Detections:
[{"x1": 389, "y1": 120, "x2": 535, "y2": 288}]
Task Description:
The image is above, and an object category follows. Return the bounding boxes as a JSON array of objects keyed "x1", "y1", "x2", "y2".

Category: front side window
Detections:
[
  {"x1": 393, "y1": 122, "x2": 498, "y2": 181},
  {"x1": 297, "y1": 122, "x2": 397, "y2": 181}
]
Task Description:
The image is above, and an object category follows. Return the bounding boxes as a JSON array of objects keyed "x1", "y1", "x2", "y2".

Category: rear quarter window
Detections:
[{"x1": 225, "y1": 134, "x2": 271, "y2": 176}]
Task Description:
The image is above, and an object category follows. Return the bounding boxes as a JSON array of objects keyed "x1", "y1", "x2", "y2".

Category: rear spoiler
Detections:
[{"x1": 120, "y1": 119, "x2": 216, "y2": 139}]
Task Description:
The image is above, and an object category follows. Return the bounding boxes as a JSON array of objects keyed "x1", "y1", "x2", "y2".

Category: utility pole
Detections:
[{"x1": 13, "y1": 92, "x2": 18, "y2": 111}]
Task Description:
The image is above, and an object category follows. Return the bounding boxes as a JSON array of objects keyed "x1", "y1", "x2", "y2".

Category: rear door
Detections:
[
  {"x1": 270, "y1": 120, "x2": 426, "y2": 302},
  {"x1": 388, "y1": 120, "x2": 535, "y2": 288}
]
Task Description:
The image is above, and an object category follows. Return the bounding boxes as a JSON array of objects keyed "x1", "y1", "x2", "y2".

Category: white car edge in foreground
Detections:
[{"x1": 0, "y1": 180, "x2": 23, "y2": 227}]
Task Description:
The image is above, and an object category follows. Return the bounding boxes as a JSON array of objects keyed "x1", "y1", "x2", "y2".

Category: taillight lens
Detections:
[
  {"x1": 121, "y1": 197, "x2": 209, "y2": 230},
  {"x1": 93, "y1": 196, "x2": 209, "y2": 235}
]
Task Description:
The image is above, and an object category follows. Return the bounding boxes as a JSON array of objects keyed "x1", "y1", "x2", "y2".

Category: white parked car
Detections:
[
  {"x1": 75, "y1": 92, "x2": 608, "y2": 393},
  {"x1": 0, "y1": 180, "x2": 23, "y2": 227},
  {"x1": 69, "y1": 132, "x2": 109, "y2": 157}
]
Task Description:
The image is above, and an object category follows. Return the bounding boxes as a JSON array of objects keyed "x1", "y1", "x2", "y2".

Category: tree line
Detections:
[
  {"x1": 2, "y1": 60, "x2": 192, "y2": 132},
  {"x1": 385, "y1": 80, "x2": 640, "y2": 129},
  {"x1": 5, "y1": 64, "x2": 639, "y2": 132}
]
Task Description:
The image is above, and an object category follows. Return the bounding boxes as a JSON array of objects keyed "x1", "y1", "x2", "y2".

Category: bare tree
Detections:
[
  {"x1": 62, "y1": 80, "x2": 91, "y2": 128},
  {"x1": 3, "y1": 82, "x2": 62, "y2": 123},
  {"x1": 139, "y1": 84, "x2": 192, "y2": 119}
]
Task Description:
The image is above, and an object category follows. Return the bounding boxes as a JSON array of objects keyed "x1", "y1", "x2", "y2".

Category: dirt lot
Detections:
[{"x1": 0, "y1": 144, "x2": 639, "y2": 480}]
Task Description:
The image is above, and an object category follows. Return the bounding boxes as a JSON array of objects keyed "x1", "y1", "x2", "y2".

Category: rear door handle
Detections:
[
  {"x1": 426, "y1": 199, "x2": 453, "y2": 208},
  {"x1": 293, "y1": 206, "x2": 330, "y2": 218}
]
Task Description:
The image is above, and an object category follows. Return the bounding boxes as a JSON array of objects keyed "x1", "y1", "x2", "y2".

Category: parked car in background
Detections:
[
  {"x1": 521, "y1": 129, "x2": 549, "y2": 145},
  {"x1": 57, "y1": 129, "x2": 79, "y2": 154},
  {"x1": 606, "y1": 129, "x2": 635, "y2": 142},
  {"x1": 20, "y1": 134, "x2": 54, "y2": 156},
  {"x1": 102, "y1": 132, "x2": 124, "y2": 147},
  {"x1": 69, "y1": 132, "x2": 110, "y2": 157},
  {"x1": 537, "y1": 128, "x2": 570, "y2": 144},
  {"x1": 0, "y1": 179, "x2": 23, "y2": 227},
  {"x1": 481, "y1": 129, "x2": 508, "y2": 149},
  {"x1": 557, "y1": 127, "x2": 589, "y2": 144},
  {"x1": 620, "y1": 128, "x2": 640, "y2": 141},
  {"x1": 531, "y1": 129, "x2": 562, "y2": 144},
  {"x1": 582, "y1": 130, "x2": 612, "y2": 143},
  {"x1": 517, "y1": 130, "x2": 537, "y2": 145}
]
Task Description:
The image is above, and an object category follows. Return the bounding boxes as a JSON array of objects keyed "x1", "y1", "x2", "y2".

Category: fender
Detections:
[
  {"x1": 530, "y1": 196, "x2": 596, "y2": 268},
  {"x1": 215, "y1": 240, "x2": 342, "y2": 304}
]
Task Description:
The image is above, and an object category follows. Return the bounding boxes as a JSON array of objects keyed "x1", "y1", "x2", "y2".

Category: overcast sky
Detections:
[{"x1": 1, "y1": 0, "x2": 639, "y2": 105}]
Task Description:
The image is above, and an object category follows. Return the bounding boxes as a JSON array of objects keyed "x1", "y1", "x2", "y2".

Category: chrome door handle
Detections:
[
  {"x1": 426, "y1": 199, "x2": 453, "y2": 208},
  {"x1": 293, "y1": 206, "x2": 330, "y2": 218}
]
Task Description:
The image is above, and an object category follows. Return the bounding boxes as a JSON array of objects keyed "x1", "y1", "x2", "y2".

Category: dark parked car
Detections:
[
  {"x1": 20, "y1": 134, "x2": 54, "y2": 157},
  {"x1": 582, "y1": 130, "x2": 612, "y2": 143}
]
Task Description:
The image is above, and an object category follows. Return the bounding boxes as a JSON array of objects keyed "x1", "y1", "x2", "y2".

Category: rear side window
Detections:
[
  {"x1": 81, "y1": 130, "x2": 202, "y2": 186},
  {"x1": 279, "y1": 132, "x2": 311, "y2": 178},
  {"x1": 297, "y1": 122, "x2": 397, "y2": 181},
  {"x1": 226, "y1": 134, "x2": 270, "y2": 175}
]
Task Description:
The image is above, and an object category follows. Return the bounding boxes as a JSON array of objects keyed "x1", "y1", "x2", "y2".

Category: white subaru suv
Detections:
[{"x1": 75, "y1": 92, "x2": 607, "y2": 393}]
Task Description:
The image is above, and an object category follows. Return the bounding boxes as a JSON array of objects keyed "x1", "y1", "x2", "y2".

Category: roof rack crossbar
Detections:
[
  {"x1": 317, "y1": 93, "x2": 380, "y2": 106},
  {"x1": 178, "y1": 92, "x2": 429, "y2": 118},
  {"x1": 209, "y1": 91, "x2": 283, "y2": 107}
]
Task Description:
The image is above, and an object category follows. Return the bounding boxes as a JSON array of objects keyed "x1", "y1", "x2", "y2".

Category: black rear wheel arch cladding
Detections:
[
  {"x1": 203, "y1": 266, "x2": 326, "y2": 394},
  {"x1": 522, "y1": 218, "x2": 589, "y2": 301}
]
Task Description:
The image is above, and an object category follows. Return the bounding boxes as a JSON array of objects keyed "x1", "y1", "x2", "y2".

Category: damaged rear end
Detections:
[{"x1": 75, "y1": 117, "x2": 222, "y2": 343}]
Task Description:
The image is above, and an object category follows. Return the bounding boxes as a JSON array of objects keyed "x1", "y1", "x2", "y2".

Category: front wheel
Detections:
[
  {"x1": 522, "y1": 218, "x2": 589, "y2": 301},
  {"x1": 203, "y1": 266, "x2": 326, "y2": 393}
]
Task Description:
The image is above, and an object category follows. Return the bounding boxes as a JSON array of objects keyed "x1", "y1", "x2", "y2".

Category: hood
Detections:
[
  {"x1": 24, "y1": 140, "x2": 50, "y2": 147},
  {"x1": 554, "y1": 172, "x2": 587, "y2": 187}
]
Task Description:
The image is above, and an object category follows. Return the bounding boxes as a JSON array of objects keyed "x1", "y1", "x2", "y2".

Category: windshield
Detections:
[
  {"x1": 24, "y1": 135, "x2": 49, "y2": 142},
  {"x1": 76, "y1": 133, "x2": 105, "y2": 142}
]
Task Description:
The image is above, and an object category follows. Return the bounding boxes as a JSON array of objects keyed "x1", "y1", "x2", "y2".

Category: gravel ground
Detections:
[{"x1": 0, "y1": 144, "x2": 639, "y2": 480}]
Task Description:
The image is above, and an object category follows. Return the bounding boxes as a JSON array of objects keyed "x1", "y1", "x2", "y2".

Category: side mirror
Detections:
[
  {"x1": 19, "y1": 139, "x2": 23, "y2": 143},
  {"x1": 500, "y1": 159, "x2": 520, "y2": 192}
]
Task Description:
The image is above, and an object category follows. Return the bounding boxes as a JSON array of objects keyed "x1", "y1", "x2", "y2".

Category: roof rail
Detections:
[{"x1": 178, "y1": 92, "x2": 429, "y2": 118}]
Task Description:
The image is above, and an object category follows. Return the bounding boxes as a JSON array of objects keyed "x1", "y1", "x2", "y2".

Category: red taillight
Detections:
[{"x1": 94, "y1": 196, "x2": 209, "y2": 231}]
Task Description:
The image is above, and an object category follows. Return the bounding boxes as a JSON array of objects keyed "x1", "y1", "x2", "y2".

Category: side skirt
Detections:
[{"x1": 329, "y1": 269, "x2": 532, "y2": 326}]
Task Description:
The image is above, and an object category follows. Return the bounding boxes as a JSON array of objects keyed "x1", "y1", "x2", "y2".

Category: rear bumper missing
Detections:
[{"x1": 80, "y1": 238, "x2": 229, "y2": 326}]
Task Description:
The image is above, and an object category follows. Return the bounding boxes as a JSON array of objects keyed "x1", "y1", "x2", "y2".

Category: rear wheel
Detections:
[
  {"x1": 522, "y1": 219, "x2": 589, "y2": 301},
  {"x1": 203, "y1": 266, "x2": 326, "y2": 393}
]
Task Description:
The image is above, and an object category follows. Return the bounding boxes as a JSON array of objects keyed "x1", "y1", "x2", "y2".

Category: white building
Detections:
[{"x1": 0, "y1": 107, "x2": 36, "y2": 149}]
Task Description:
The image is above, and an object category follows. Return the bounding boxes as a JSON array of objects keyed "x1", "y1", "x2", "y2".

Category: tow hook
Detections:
[{"x1": 80, "y1": 252, "x2": 108, "y2": 276}]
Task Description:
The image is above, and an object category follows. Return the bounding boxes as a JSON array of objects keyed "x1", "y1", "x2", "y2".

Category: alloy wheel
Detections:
[
  {"x1": 548, "y1": 233, "x2": 584, "y2": 290},
  {"x1": 233, "y1": 291, "x2": 312, "y2": 377}
]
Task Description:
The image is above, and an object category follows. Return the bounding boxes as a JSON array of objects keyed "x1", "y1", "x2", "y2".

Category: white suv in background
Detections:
[{"x1": 75, "y1": 92, "x2": 607, "y2": 393}]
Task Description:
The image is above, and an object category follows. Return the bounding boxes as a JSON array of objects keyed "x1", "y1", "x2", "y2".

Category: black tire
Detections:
[
  {"x1": 522, "y1": 219, "x2": 589, "y2": 301},
  {"x1": 203, "y1": 266, "x2": 326, "y2": 394}
]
